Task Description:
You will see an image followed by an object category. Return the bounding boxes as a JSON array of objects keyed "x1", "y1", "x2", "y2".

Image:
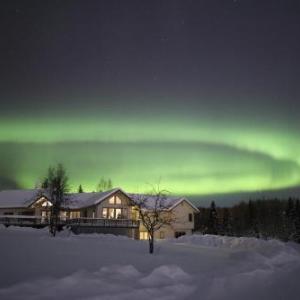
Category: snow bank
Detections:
[
  {"x1": 0, "y1": 265, "x2": 195, "y2": 300},
  {"x1": 176, "y1": 234, "x2": 284, "y2": 250},
  {"x1": 1, "y1": 227, "x2": 300, "y2": 300},
  {"x1": 175, "y1": 234, "x2": 299, "y2": 258}
]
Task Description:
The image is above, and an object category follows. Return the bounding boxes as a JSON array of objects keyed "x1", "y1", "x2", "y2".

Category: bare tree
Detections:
[
  {"x1": 43, "y1": 163, "x2": 69, "y2": 236},
  {"x1": 134, "y1": 187, "x2": 174, "y2": 254},
  {"x1": 97, "y1": 177, "x2": 112, "y2": 192}
]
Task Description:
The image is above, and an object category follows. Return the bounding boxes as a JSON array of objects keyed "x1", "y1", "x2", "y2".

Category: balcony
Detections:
[
  {"x1": 0, "y1": 215, "x2": 139, "y2": 229},
  {"x1": 67, "y1": 218, "x2": 140, "y2": 228}
]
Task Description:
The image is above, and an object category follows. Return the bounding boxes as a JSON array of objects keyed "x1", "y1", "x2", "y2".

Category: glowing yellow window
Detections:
[
  {"x1": 139, "y1": 231, "x2": 149, "y2": 240},
  {"x1": 102, "y1": 208, "x2": 108, "y2": 218}
]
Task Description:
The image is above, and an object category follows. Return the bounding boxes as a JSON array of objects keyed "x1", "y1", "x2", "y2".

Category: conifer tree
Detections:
[
  {"x1": 285, "y1": 198, "x2": 297, "y2": 241},
  {"x1": 207, "y1": 201, "x2": 218, "y2": 235},
  {"x1": 78, "y1": 184, "x2": 84, "y2": 193}
]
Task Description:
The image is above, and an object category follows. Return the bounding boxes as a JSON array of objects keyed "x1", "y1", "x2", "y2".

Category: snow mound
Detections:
[
  {"x1": 0, "y1": 265, "x2": 195, "y2": 300},
  {"x1": 140, "y1": 265, "x2": 191, "y2": 286},
  {"x1": 175, "y1": 234, "x2": 298, "y2": 256}
]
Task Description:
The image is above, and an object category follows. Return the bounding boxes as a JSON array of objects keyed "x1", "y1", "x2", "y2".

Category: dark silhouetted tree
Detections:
[
  {"x1": 294, "y1": 200, "x2": 300, "y2": 243},
  {"x1": 207, "y1": 201, "x2": 218, "y2": 235},
  {"x1": 78, "y1": 184, "x2": 84, "y2": 193},
  {"x1": 43, "y1": 163, "x2": 69, "y2": 237}
]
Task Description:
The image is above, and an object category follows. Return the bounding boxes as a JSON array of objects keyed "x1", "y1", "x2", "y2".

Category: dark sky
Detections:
[
  {"x1": 1, "y1": 1, "x2": 300, "y2": 202},
  {"x1": 1, "y1": 0, "x2": 300, "y2": 116}
]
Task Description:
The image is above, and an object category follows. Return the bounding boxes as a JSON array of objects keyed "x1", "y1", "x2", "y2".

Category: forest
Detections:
[{"x1": 195, "y1": 198, "x2": 300, "y2": 243}]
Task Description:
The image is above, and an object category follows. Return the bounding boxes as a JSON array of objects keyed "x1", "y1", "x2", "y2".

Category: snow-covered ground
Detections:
[{"x1": 0, "y1": 226, "x2": 300, "y2": 300}]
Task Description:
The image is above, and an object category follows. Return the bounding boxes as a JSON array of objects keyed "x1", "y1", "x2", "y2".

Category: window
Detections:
[
  {"x1": 108, "y1": 208, "x2": 115, "y2": 219},
  {"x1": 115, "y1": 208, "x2": 122, "y2": 219},
  {"x1": 102, "y1": 208, "x2": 125, "y2": 219},
  {"x1": 188, "y1": 213, "x2": 193, "y2": 222},
  {"x1": 41, "y1": 201, "x2": 53, "y2": 207},
  {"x1": 60, "y1": 211, "x2": 67, "y2": 221},
  {"x1": 140, "y1": 231, "x2": 148, "y2": 240},
  {"x1": 159, "y1": 231, "x2": 165, "y2": 239},
  {"x1": 70, "y1": 211, "x2": 80, "y2": 218},
  {"x1": 115, "y1": 196, "x2": 122, "y2": 204},
  {"x1": 102, "y1": 208, "x2": 108, "y2": 218},
  {"x1": 108, "y1": 196, "x2": 122, "y2": 205}
]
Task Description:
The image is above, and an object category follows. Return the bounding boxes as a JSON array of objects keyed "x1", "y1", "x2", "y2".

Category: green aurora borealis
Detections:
[
  {"x1": 1, "y1": 113, "x2": 300, "y2": 197},
  {"x1": 1, "y1": 1, "x2": 300, "y2": 202}
]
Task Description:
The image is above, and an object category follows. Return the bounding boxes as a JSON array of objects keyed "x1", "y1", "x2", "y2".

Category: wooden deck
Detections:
[{"x1": 0, "y1": 215, "x2": 139, "y2": 229}]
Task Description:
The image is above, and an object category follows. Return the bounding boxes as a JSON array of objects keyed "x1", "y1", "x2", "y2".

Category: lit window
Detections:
[
  {"x1": 70, "y1": 211, "x2": 80, "y2": 218},
  {"x1": 109, "y1": 197, "x2": 115, "y2": 204},
  {"x1": 41, "y1": 201, "x2": 53, "y2": 207},
  {"x1": 102, "y1": 208, "x2": 108, "y2": 218},
  {"x1": 139, "y1": 231, "x2": 148, "y2": 240},
  {"x1": 115, "y1": 208, "x2": 122, "y2": 219},
  {"x1": 115, "y1": 196, "x2": 122, "y2": 204},
  {"x1": 102, "y1": 208, "x2": 125, "y2": 219},
  {"x1": 60, "y1": 211, "x2": 67, "y2": 221},
  {"x1": 108, "y1": 208, "x2": 115, "y2": 218}
]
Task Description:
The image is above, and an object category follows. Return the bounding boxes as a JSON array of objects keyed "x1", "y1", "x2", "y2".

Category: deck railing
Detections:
[
  {"x1": 67, "y1": 218, "x2": 139, "y2": 228},
  {"x1": 0, "y1": 215, "x2": 139, "y2": 228}
]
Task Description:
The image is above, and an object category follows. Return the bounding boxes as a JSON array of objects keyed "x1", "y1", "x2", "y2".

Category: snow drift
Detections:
[{"x1": 0, "y1": 227, "x2": 300, "y2": 300}]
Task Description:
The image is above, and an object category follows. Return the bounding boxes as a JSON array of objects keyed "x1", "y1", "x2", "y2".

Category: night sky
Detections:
[{"x1": 1, "y1": 1, "x2": 300, "y2": 204}]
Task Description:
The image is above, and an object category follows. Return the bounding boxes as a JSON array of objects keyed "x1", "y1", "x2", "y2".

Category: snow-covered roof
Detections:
[
  {"x1": 0, "y1": 188, "x2": 127, "y2": 210},
  {"x1": 63, "y1": 188, "x2": 124, "y2": 209},
  {"x1": 0, "y1": 188, "x2": 198, "y2": 212},
  {"x1": 128, "y1": 193, "x2": 199, "y2": 212},
  {"x1": 0, "y1": 189, "x2": 45, "y2": 208}
]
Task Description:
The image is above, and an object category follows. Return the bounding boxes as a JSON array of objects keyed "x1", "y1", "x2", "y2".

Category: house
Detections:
[
  {"x1": 129, "y1": 193, "x2": 199, "y2": 240},
  {"x1": 0, "y1": 188, "x2": 199, "y2": 239}
]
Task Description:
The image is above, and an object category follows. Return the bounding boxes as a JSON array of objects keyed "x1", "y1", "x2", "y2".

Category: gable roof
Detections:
[
  {"x1": 168, "y1": 197, "x2": 200, "y2": 212},
  {"x1": 63, "y1": 188, "x2": 127, "y2": 209},
  {"x1": 128, "y1": 193, "x2": 199, "y2": 212},
  {"x1": 0, "y1": 188, "x2": 129, "y2": 210},
  {"x1": 0, "y1": 189, "x2": 45, "y2": 209}
]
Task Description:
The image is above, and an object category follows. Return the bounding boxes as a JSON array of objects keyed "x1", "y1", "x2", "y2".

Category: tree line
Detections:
[{"x1": 195, "y1": 198, "x2": 300, "y2": 243}]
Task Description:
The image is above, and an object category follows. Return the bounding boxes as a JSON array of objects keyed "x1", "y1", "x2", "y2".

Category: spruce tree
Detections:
[
  {"x1": 207, "y1": 201, "x2": 218, "y2": 235},
  {"x1": 78, "y1": 184, "x2": 84, "y2": 193},
  {"x1": 293, "y1": 199, "x2": 300, "y2": 243},
  {"x1": 285, "y1": 198, "x2": 297, "y2": 241}
]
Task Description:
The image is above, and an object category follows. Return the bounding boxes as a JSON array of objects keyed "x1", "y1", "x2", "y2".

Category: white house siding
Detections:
[{"x1": 139, "y1": 200, "x2": 198, "y2": 240}]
